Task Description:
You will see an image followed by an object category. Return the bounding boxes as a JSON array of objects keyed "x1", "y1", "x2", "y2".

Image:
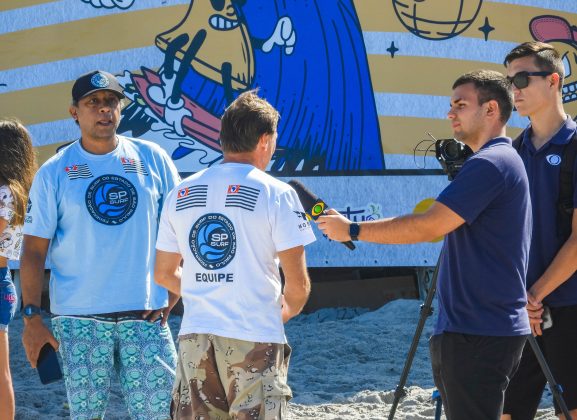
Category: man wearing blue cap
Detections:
[{"x1": 20, "y1": 70, "x2": 180, "y2": 419}]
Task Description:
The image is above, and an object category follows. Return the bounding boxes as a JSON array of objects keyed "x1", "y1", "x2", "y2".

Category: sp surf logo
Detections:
[
  {"x1": 190, "y1": 213, "x2": 236, "y2": 270},
  {"x1": 85, "y1": 175, "x2": 137, "y2": 225}
]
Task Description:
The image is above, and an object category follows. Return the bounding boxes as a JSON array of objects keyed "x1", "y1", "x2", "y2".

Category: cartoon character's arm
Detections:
[
  {"x1": 221, "y1": 62, "x2": 235, "y2": 105},
  {"x1": 148, "y1": 31, "x2": 208, "y2": 136}
]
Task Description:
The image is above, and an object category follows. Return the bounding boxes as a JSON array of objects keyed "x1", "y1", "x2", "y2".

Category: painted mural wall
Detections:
[{"x1": 1, "y1": 0, "x2": 577, "y2": 266}]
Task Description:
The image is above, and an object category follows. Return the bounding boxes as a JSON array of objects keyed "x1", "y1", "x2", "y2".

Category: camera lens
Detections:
[{"x1": 444, "y1": 141, "x2": 460, "y2": 159}]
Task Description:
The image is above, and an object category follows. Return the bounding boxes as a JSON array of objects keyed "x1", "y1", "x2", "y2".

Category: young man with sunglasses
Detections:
[{"x1": 502, "y1": 42, "x2": 577, "y2": 420}]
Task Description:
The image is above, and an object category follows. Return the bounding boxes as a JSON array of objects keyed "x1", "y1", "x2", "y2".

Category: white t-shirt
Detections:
[
  {"x1": 0, "y1": 185, "x2": 23, "y2": 260},
  {"x1": 24, "y1": 136, "x2": 180, "y2": 315},
  {"x1": 156, "y1": 163, "x2": 316, "y2": 343}
]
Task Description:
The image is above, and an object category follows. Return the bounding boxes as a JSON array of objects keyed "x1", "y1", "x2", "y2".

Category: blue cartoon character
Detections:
[{"x1": 120, "y1": 0, "x2": 384, "y2": 174}]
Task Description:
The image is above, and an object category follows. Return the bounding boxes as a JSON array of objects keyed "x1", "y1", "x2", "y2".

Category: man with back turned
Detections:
[{"x1": 154, "y1": 90, "x2": 315, "y2": 419}]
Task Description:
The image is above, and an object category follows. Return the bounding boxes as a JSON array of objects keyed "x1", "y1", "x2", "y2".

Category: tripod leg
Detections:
[
  {"x1": 387, "y1": 257, "x2": 441, "y2": 420},
  {"x1": 527, "y1": 335, "x2": 572, "y2": 420}
]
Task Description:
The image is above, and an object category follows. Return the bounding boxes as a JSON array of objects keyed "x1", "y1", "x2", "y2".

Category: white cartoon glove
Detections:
[
  {"x1": 147, "y1": 70, "x2": 191, "y2": 137},
  {"x1": 262, "y1": 16, "x2": 296, "y2": 55}
]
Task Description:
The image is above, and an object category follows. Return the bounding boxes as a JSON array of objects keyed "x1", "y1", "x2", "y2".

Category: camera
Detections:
[{"x1": 435, "y1": 139, "x2": 473, "y2": 181}]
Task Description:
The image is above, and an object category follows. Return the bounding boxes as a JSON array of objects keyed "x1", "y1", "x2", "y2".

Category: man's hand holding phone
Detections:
[
  {"x1": 22, "y1": 315, "x2": 59, "y2": 368},
  {"x1": 22, "y1": 315, "x2": 63, "y2": 383},
  {"x1": 36, "y1": 342, "x2": 63, "y2": 384}
]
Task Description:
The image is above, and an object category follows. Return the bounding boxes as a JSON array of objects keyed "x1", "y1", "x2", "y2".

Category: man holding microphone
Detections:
[{"x1": 318, "y1": 70, "x2": 532, "y2": 420}]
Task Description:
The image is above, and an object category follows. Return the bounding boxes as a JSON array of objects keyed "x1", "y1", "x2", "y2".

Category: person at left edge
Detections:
[
  {"x1": 0, "y1": 119, "x2": 36, "y2": 420},
  {"x1": 20, "y1": 70, "x2": 181, "y2": 419}
]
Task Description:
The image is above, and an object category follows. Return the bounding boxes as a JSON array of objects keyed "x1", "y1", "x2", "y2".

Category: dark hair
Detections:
[
  {"x1": 504, "y1": 41, "x2": 564, "y2": 91},
  {"x1": 219, "y1": 90, "x2": 280, "y2": 153},
  {"x1": 452, "y1": 70, "x2": 514, "y2": 123},
  {"x1": 0, "y1": 119, "x2": 37, "y2": 226}
]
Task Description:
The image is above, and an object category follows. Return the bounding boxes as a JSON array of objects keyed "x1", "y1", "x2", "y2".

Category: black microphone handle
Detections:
[
  {"x1": 288, "y1": 179, "x2": 356, "y2": 250},
  {"x1": 318, "y1": 214, "x2": 356, "y2": 250},
  {"x1": 342, "y1": 240, "x2": 356, "y2": 250}
]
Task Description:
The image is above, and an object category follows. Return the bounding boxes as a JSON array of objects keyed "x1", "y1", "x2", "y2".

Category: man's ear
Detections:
[
  {"x1": 551, "y1": 72, "x2": 561, "y2": 89},
  {"x1": 69, "y1": 106, "x2": 78, "y2": 122},
  {"x1": 258, "y1": 133, "x2": 272, "y2": 150},
  {"x1": 486, "y1": 100, "x2": 499, "y2": 118}
]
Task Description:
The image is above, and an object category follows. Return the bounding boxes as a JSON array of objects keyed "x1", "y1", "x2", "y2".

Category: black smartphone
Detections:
[{"x1": 37, "y1": 343, "x2": 63, "y2": 385}]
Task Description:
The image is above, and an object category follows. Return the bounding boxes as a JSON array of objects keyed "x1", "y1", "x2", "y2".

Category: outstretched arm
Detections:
[{"x1": 317, "y1": 201, "x2": 465, "y2": 244}]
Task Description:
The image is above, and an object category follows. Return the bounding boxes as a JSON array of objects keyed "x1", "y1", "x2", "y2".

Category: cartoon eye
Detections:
[
  {"x1": 562, "y1": 53, "x2": 572, "y2": 78},
  {"x1": 210, "y1": 0, "x2": 225, "y2": 11}
]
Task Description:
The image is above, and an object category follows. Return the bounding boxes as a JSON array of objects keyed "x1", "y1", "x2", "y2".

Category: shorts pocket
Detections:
[
  {"x1": 262, "y1": 375, "x2": 292, "y2": 399},
  {"x1": 261, "y1": 343, "x2": 293, "y2": 420},
  {"x1": 262, "y1": 374, "x2": 292, "y2": 420},
  {"x1": 0, "y1": 279, "x2": 17, "y2": 329}
]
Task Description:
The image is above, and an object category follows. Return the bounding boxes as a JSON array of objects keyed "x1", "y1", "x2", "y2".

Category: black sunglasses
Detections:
[{"x1": 506, "y1": 71, "x2": 553, "y2": 89}]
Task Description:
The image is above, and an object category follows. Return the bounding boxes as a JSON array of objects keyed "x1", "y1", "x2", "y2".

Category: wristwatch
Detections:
[
  {"x1": 22, "y1": 304, "x2": 42, "y2": 319},
  {"x1": 349, "y1": 222, "x2": 361, "y2": 241}
]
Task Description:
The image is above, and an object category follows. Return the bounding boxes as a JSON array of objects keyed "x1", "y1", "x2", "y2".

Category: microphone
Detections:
[{"x1": 288, "y1": 179, "x2": 356, "y2": 250}]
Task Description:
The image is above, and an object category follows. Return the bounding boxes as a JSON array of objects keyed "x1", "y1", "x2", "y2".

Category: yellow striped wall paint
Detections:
[
  {"x1": 1, "y1": 0, "x2": 576, "y2": 174},
  {"x1": 0, "y1": 0, "x2": 57, "y2": 12},
  {"x1": 3, "y1": 0, "x2": 576, "y2": 267}
]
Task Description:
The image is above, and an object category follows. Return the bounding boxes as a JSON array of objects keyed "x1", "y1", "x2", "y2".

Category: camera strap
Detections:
[{"x1": 513, "y1": 131, "x2": 577, "y2": 241}]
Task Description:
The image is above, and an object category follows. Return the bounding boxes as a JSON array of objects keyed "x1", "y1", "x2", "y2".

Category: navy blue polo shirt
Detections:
[
  {"x1": 518, "y1": 117, "x2": 577, "y2": 307},
  {"x1": 435, "y1": 137, "x2": 531, "y2": 336}
]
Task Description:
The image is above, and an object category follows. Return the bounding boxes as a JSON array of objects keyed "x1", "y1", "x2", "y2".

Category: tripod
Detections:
[
  {"x1": 387, "y1": 255, "x2": 572, "y2": 420},
  {"x1": 387, "y1": 260, "x2": 439, "y2": 420},
  {"x1": 527, "y1": 334, "x2": 572, "y2": 419}
]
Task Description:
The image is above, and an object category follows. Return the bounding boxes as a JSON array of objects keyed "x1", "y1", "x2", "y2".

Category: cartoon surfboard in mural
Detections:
[{"x1": 130, "y1": 68, "x2": 222, "y2": 153}]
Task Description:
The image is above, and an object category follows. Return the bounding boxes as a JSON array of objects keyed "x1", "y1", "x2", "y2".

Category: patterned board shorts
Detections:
[
  {"x1": 0, "y1": 267, "x2": 17, "y2": 332},
  {"x1": 171, "y1": 334, "x2": 292, "y2": 420},
  {"x1": 52, "y1": 315, "x2": 177, "y2": 420}
]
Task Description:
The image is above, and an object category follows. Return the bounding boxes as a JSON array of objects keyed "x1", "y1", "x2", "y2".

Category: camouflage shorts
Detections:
[{"x1": 171, "y1": 334, "x2": 292, "y2": 420}]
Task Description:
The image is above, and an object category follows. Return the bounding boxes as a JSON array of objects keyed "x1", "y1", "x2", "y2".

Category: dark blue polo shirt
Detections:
[
  {"x1": 435, "y1": 137, "x2": 531, "y2": 336},
  {"x1": 518, "y1": 117, "x2": 577, "y2": 307}
]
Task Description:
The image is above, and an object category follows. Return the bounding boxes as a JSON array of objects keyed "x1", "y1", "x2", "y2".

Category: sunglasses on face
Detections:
[{"x1": 506, "y1": 71, "x2": 553, "y2": 89}]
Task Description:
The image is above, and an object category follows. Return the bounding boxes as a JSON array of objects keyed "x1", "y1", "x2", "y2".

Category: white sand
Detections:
[{"x1": 9, "y1": 299, "x2": 556, "y2": 419}]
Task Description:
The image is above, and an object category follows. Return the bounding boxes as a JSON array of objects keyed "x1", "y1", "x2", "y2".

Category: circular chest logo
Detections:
[
  {"x1": 189, "y1": 213, "x2": 236, "y2": 270},
  {"x1": 85, "y1": 175, "x2": 138, "y2": 225},
  {"x1": 546, "y1": 154, "x2": 562, "y2": 166}
]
